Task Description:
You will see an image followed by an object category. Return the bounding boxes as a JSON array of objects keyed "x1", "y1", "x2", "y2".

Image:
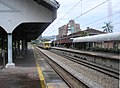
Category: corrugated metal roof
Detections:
[{"x1": 73, "y1": 32, "x2": 120, "y2": 42}]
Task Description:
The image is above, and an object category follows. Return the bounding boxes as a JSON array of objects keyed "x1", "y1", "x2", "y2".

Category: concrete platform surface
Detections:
[
  {"x1": 34, "y1": 46, "x2": 69, "y2": 88},
  {"x1": 0, "y1": 44, "x2": 69, "y2": 88},
  {"x1": 0, "y1": 48, "x2": 41, "y2": 88},
  {"x1": 52, "y1": 47, "x2": 120, "y2": 60}
]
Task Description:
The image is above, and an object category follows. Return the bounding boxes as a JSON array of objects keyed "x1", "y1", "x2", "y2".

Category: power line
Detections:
[
  {"x1": 59, "y1": 0, "x2": 82, "y2": 21},
  {"x1": 81, "y1": 10, "x2": 120, "y2": 28},
  {"x1": 44, "y1": 0, "x2": 82, "y2": 35},
  {"x1": 46, "y1": 0, "x2": 109, "y2": 35},
  {"x1": 107, "y1": 0, "x2": 112, "y2": 22},
  {"x1": 74, "y1": 0, "x2": 109, "y2": 20},
  {"x1": 93, "y1": 21, "x2": 120, "y2": 29},
  {"x1": 112, "y1": 21, "x2": 120, "y2": 25}
]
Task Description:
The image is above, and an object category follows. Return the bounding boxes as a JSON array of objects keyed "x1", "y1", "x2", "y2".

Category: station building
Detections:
[{"x1": 0, "y1": 0, "x2": 59, "y2": 68}]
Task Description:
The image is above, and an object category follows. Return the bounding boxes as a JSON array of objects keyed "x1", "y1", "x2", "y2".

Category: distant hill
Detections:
[{"x1": 42, "y1": 35, "x2": 56, "y2": 40}]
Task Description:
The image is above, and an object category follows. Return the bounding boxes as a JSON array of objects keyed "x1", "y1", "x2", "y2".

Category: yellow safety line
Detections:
[
  {"x1": 33, "y1": 47, "x2": 46, "y2": 88},
  {"x1": 36, "y1": 63, "x2": 46, "y2": 88}
]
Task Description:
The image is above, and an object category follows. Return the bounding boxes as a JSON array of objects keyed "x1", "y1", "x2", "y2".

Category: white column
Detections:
[{"x1": 5, "y1": 33, "x2": 15, "y2": 68}]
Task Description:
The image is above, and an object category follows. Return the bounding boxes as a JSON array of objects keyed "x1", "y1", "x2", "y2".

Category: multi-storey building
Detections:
[
  {"x1": 67, "y1": 20, "x2": 80, "y2": 35},
  {"x1": 58, "y1": 20, "x2": 81, "y2": 37},
  {"x1": 58, "y1": 25, "x2": 68, "y2": 37}
]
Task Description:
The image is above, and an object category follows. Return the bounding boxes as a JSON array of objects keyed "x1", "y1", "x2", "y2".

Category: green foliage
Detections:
[
  {"x1": 102, "y1": 22, "x2": 114, "y2": 33},
  {"x1": 31, "y1": 40, "x2": 39, "y2": 44},
  {"x1": 93, "y1": 47, "x2": 119, "y2": 54},
  {"x1": 41, "y1": 38, "x2": 50, "y2": 42},
  {"x1": 80, "y1": 31, "x2": 87, "y2": 37}
]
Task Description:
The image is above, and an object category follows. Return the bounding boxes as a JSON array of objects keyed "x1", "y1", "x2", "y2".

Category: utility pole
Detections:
[{"x1": 108, "y1": 0, "x2": 112, "y2": 22}]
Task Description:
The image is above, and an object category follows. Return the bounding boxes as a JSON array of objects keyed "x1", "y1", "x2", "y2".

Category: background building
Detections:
[
  {"x1": 58, "y1": 25, "x2": 68, "y2": 37},
  {"x1": 56, "y1": 27, "x2": 106, "y2": 48},
  {"x1": 58, "y1": 20, "x2": 81, "y2": 37},
  {"x1": 67, "y1": 20, "x2": 81, "y2": 35}
]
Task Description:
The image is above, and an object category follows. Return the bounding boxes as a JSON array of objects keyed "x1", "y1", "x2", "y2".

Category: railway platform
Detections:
[
  {"x1": 52, "y1": 47, "x2": 120, "y2": 60},
  {"x1": 0, "y1": 44, "x2": 68, "y2": 88},
  {"x1": 37, "y1": 47, "x2": 119, "y2": 88},
  {"x1": 0, "y1": 46, "x2": 41, "y2": 88}
]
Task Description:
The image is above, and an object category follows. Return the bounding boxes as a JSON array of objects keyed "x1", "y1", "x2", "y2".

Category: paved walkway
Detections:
[
  {"x1": 34, "y1": 47, "x2": 69, "y2": 88},
  {"x1": 0, "y1": 48, "x2": 41, "y2": 88}
]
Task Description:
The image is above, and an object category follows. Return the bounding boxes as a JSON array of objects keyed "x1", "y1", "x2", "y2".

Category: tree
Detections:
[
  {"x1": 41, "y1": 38, "x2": 50, "y2": 42},
  {"x1": 102, "y1": 22, "x2": 114, "y2": 33},
  {"x1": 80, "y1": 31, "x2": 87, "y2": 37}
]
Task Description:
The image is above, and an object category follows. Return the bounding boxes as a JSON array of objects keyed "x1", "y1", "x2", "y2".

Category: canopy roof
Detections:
[{"x1": 73, "y1": 32, "x2": 120, "y2": 42}]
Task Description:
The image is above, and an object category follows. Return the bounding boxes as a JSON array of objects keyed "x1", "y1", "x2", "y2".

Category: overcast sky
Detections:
[{"x1": 42, "y1": 0, "x2": 120, "y2": 36}]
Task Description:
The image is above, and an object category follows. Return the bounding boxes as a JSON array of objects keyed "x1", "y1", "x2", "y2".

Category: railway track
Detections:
[
  {"x1": 35, "y1": 47, "x2": 89, "y2": 88},
  {"x1": 50, "y1": 49, "x2": 119, "y2": 79}
]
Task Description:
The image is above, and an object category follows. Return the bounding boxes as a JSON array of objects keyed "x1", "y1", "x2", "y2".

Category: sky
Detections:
[{"x1": 42, "y1": 0, "x2": 120, "y2": 36}]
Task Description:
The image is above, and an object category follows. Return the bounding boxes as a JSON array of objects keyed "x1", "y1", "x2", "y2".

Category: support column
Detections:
[
  {"x1": 25, "y1": 40, "x2": 27, "y2": 54},
  {"x1": 2, "y1": 36, "x2": 5, "y2": 66},
  {"x1": 15, "y1": 40, "x2": 17, "y2": 52},
  {"x1": 5, "y1": 33, "x2": 15, "y2": 68},
  {"x1": 17, "y1": 40, "x2": 20, "y2": 56},
  {"x1": 22, "y1": 40, "x2": 26, "y2": 55},
  {"x1": 16, "y1": 40, "x2": 22, "y2": 58},
  {"x1": 22, "y1": 40, "x2": 24, "y2": 51}
]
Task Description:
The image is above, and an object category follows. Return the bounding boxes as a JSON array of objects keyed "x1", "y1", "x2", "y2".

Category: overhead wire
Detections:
[
  {"x1": 92, "y1": 20, "x2": 120, "y2": 29},
  {"x1": 74, "y1": 0, "x2": 109, "y2": 20},
  {"x1": 44, "y1": 0, "x2": 119, "y2": 36},
  {"x1": 93, "y1": 20, "x2": 120, "y2": 30},
  {"x1": 81, "y1": 11, "x2": 120, "y2": 28},
  {"x1": 58, "y1": 0, "x2": 82, "y2": 21},
  {"x1": 112, "y1": 22, "x2": 120, "y2": 25},
  {"x1": 44, "y1": 0, "x2": 82, "y2": 35},
  {"x1": 50, "y1": 0, "x2": 109, "y2": 34}
]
